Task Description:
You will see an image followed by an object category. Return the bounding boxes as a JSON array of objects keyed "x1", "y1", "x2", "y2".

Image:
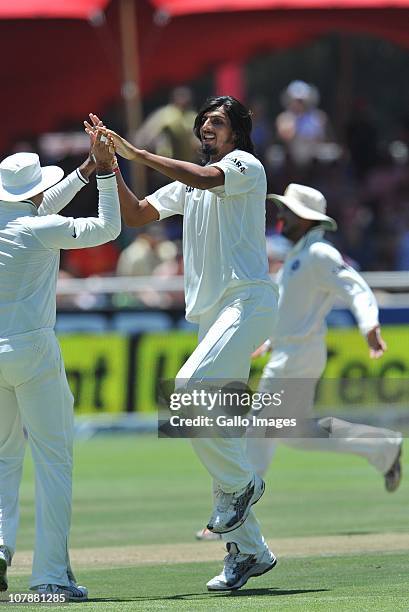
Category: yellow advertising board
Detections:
[
  {"x1": 58, "y1": 325, "x2": 409, "y2": 414},
  {"x1": 59, "y1": 334, "x2": 128, "y2": 414}
]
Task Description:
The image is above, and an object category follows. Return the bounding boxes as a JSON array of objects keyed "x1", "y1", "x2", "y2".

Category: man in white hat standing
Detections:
[
  {"x1": 198, "y1": 183, "x2": 402, "y2": 544},
  {"x1": 0, "y1": 131, "x2": 120, "y2": 600}
]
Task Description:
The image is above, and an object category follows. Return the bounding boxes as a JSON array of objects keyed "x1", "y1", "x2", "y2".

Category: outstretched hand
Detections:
[
  {"x1": 104, "y1": 129, "x2": 138, "y2": 161},
  {"x1": 367, "y1": 325, "x2": 387, "y2": 359},
  {"x1": 84, "y1": 113, "x2": 138, "y2": 161},
  {"x1": 84, "y1": 113, "x2": 105, "y2": 146}
]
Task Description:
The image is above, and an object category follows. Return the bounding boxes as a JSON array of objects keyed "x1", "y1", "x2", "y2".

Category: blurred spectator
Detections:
[
  {"x1": 116, "y1": 227, "x2": 166, "y2": 277},
  {"x1": 116, "y1": 229, "x2": 184, "y2": 308},
  {"x1": 275, "y1": 80, "x2": 334, "y2": 166},
  {"x1": 149, "y1": 240, "x2": 185, "y2": 308},
  {"x1": 136, "y1": 86, "x2": 199, "y2": 162}
]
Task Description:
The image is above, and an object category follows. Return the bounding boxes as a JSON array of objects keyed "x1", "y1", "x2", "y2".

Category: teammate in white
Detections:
[
  {"x1": 0, "y1": 131, "x2": 120, "y2": 600},
  {"x1": 246, "y1": 184, "x2": 402, "y2": 483},
  {"x1": 85, "y1": 96, "x2": 279, "y2": 591},
  {"x1": 197, "y1": 183, "x2": 402, "y2": 543}
]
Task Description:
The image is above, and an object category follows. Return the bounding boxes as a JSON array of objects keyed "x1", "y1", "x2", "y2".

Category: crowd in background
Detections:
[{"x1": 9, "y1": 81, "x2": 409, "y2": 310}]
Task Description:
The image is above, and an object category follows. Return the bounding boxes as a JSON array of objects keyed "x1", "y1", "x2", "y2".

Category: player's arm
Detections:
[
  {"x1": 29, "y1": 132, "x2": 121, "y2": 249},
  {"x1": 114, "y1": 144, "x2": 224, "y2": 190},
  {"x1": 84, "y1": 114, "x2": 224, "y2": 190},
  {"x1": 312, "y1": 244, "x2": 386, "y2": 359},
  {"x1": 113, "y1": 168, "x2": 159, "y2": 228}
]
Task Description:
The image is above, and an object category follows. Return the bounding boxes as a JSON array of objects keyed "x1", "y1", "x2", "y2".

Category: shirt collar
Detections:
[{"x1": 288, "y1": 226, "x2": 326, "y2": 257}]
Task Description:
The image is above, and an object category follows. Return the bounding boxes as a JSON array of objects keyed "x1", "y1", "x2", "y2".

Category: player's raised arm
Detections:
[
  {"x1": 85, "y1": 112, "x2": 225, "y2": 190},
  {"x1": 84, "y1": 114, "x2": 160, "y2": 228}
]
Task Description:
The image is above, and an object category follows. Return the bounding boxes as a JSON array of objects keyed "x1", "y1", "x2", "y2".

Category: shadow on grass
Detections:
[{"x1": 85, "y1": 588, "x2": 329, "y2": 603}]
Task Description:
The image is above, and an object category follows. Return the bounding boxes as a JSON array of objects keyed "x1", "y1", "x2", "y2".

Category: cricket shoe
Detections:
[
  {"x1": 195, "y1": 528, "x2": 222, "y2": 541},
  {"x1": 207, "y1": 474, "x2": 265, "y2": 534},
  {"x1": 33, "y1": 581, "x2": 88, "y2": 601},
  {"x1": 207, "y1": 542, "x2": 277, "y2": 591},
  {"x1": 0, "y1": 546, "x2": 11, "y2": 591},
  {"x1": 385, "y1": 442, "x2": 403, "y2": 493}
]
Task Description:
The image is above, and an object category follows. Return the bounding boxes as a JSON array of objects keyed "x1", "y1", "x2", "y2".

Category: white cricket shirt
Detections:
[
  {"x1": 0, "y1": 170, "x2": 120, "y2": 340},
  {"x1": 146, "y1": 149, "x2": 273, "y2": 322},
  {"x1": 272, "y1": 227, "x2": 379, "y2": 347}
]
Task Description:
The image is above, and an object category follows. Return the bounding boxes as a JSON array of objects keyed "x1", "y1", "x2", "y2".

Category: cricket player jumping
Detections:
[
  {"x1": 85, "y1": 97, "x2": 279, "y2": 591},
  {"x1": 0, "y1": 131, "x2": 120, "y2": 600}
]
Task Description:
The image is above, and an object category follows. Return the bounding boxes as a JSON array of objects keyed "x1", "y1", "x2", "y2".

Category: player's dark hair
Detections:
[{"x1": 194, "y1": 96, "x2": 254, "y2": 161}]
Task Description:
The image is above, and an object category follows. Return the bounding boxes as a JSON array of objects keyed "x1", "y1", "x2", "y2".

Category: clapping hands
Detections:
[{"x1": 84, "y1": 113, "x2": 138, "y2": 161}]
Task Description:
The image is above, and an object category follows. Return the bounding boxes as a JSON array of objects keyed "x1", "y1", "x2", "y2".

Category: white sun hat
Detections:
[
  {"x1": 267, "y1": 183, "x2": 337, "y2": 231},
  {"x1": 0, "y1": 152, "x2": 64, "y2": 202}
]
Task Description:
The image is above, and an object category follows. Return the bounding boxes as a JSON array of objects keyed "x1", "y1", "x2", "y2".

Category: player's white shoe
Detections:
[
  {"x1": 0, "y1": 545, "x2": 11, "y2": 592},
  {"x1": 196, "y1": 528, "x2": 222, "y2": 541},
  {"x1": 384, "y1": 442, "x2": 403, "y2": 492},
  {"x1": 207, "y1": 474, "x2": 265, "y2": 534},
  {"x1": 206, "y1": 542, "x2": 277, "y2": 591},
  {"x1": 33, "y1": 581, "x2": 88, "y2": 601}
]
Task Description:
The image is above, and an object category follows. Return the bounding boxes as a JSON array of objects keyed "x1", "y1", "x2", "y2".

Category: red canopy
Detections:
[
  {"x1": 0, "y1": 0, "x2": 109, "y2": 19},
  {"x1": 152, "y1": 0, "x2": 409, "y2": 13},
  {"x1": 1, "y1": 0, "x2": 409, "y2": 155}
]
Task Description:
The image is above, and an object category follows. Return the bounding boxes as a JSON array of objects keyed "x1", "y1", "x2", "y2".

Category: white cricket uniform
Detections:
[
  {"x1": 244, "y1": 227, "x2": 402, "y2": 474},
  {"x1": 0, "y1": 170, "x2": 120, "y2": 588},
  {"x1": 147, "y1": 149, "x2": 278, "y2": 554}
]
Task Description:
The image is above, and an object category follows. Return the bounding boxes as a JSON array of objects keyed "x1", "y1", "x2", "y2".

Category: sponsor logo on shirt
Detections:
[
  {"x1": 186, "y1": 185, "x2": 194, "y2": 193},
  {"x1": 72, "y1": 227, "x2": 77, "y2": 238},
  {"x1": 291, "y1": 259, "x2": 300, "y2": 271},
  {"x1": 232, "y1": 158, "x2": 247, "y2": 174}
]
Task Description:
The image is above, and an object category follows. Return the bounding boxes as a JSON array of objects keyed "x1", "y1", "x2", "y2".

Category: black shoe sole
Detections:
[
  {"x1": 207, "y1": 479, "x2": 265, "y2": 534},
  {"x1": 207, "y1": 556, "x2": 278, "y2": 591}
]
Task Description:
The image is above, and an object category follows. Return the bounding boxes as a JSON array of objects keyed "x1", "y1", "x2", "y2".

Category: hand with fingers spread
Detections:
[
  {"x1": 84, "y1": 113, "x2": 140, "y2": 161},
  {"x1": 84, "y1": 114, "x2": 122, "y2": 169},
  {"x1": 84, "y1": 113, "x2": 106, "y2": 142}
]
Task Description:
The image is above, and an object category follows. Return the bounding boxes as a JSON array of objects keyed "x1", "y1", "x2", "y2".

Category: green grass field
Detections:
[{"x1": 2, "y1": 436, "x2": 408, "y2": 610}]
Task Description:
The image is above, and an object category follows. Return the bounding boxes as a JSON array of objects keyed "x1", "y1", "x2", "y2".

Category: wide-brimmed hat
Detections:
[
  {"x1": 281, "y1": 80, "x2": 319, "y2": 109},
  {"x1": 267, "y1": 183, "x2": 337, "y2": 231},
  {"x1": 0, "y1": 152, "x2": 64, "y2": 202}
]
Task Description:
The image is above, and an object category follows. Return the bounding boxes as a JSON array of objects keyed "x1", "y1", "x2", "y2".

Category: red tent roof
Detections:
[
  {"x1": 152, "y1": 0, "x2": 409, "y2": 14},
  {"x1": 0, "y1": 0, "x2": 408, "y2": 154},
  {"x1": 0, "y1": 0, "x2": 109, "y2": 19}
]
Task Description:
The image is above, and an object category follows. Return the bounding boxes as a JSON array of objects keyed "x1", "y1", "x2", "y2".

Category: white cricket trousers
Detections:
[
  {"x1": 246, "y1": 339, "x2": 402, "y2": 476},
  {"x1": 176, "y1": 282, "x2": 278, "y2": 554},
  {"x1": 0, "y1": 329, "x2": 75, "y2": 588}
]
